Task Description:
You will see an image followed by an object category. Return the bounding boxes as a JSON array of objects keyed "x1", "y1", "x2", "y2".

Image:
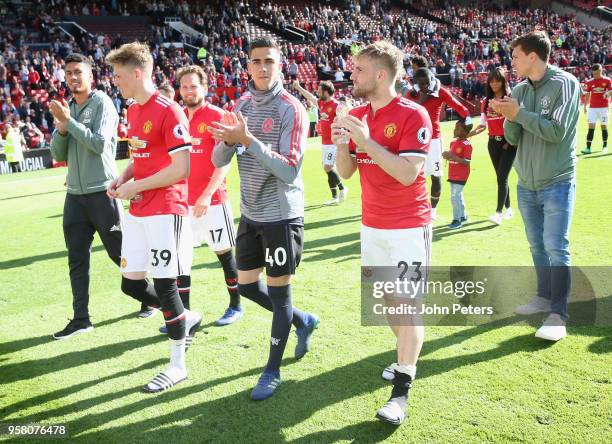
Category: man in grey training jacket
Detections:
[
  {"x1": 211, "y1": 37, "x2": 319, "y2": 401},
  {"x1": 49, "y1": 53, "x2": 139, "y2": 340}
]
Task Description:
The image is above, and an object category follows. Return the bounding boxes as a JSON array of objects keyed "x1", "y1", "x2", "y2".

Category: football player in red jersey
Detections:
[
  {"x1": 332, "y1": 41, "x2": 433, "y2": 426},
  {"x1": 106, "y1": 42, "x2": 202, "y2": 393},
  {"x1": 406, "y1": 67, "x2": 471, "y2": 220},
  {"x1": 293, "y1": 80, "x2": 348, "y2": 205},
  {"x1": 175, "y1": 64, "x2": 244, "y2": 327},
  {"x1": 581, "y1": 64, "x2": 611, "y2": 154}
]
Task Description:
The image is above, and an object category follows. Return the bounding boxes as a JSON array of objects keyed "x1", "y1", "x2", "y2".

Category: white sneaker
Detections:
[
  {"x1": 381, "y1": 363, "x2": 397, "y2": 381},
  {"x1": 338, "y1": 187, "x2": 349, "y2": 203},
  {"x1": 503, "y1": 207, "x2": 514, "y2": 220},
  {"x1": 488, "y1": 212, "x2": 503, "y2": 225},
  {"x1": 603, "y1": 147, "x2": 609, "y2": 153},
  {"x1": 430, "y1": 208, "x2": 437, "y2": 220},
  {"x1": 324, "y1": 197, "x2": 340, "y2": 206},
  {"x1": 515, "y1": 296, "x2": 552, "y2": 315},
  {"x1": 535, "y1": 313, "x2": 567, "y2": 341}
]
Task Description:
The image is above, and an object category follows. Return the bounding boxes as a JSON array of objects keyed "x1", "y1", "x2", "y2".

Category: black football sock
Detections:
[
  {"x1": 389, "y1": 370, "x2": 413, "y2": 410},
  {"x1": 264, "y1": 285, "x2": 293, "y2": 374},
  {"x1": 177, "y1": 275, "x2": 190, "y2": 310},
  {"x1": 121, "y1": 277, "x2": 160, "y2": 307},
  {"x1": 217, "y1": 250, "x2": 240, "y2": 308},
  {"x1": 602, "y1": 128, "x2": 608, "y2": 148},
  {"x1": 154, "y1": 278, "x2": 185, "y2": 340},
  {"x1": 238, "y1": 281, "x2": 305, "y2": 328},
  {"x1": 587, "y1": 128, "x2": 595, "y2": 149}
]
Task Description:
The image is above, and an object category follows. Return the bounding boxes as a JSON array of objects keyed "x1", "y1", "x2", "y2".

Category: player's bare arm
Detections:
[
  {"x1": 292, "y1": 81, "x2": 318, "y2": 109},
  {"x1": 115, "y1": 150, "x2": 190, "y2": 200},
  {"x1": 193, "y1": 164, "x2": 231, "y2": 217},
  {"x1": 107, "y1": 161, "x2": 134, "y2": 198}
]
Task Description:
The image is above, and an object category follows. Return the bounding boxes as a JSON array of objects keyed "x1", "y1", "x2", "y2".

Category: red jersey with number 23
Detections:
[
  {"x1": 127, "y1": 91, "x2": 191, "y2": 217},
  {"x1": 318, "y1": 98, "x2": 338, "y2": 145},
  {"x1": 349, "y1": 96, "x2": 432, "y2": 229},
  {"x1": 186, "y1": 103, "x2": 227, "y2": 206}
]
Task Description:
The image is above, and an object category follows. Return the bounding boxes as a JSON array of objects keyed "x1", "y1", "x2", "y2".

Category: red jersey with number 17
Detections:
[
  {"x1": 127, "y1": 91, "x2": 191, "y2": 217},
  {"x1": 585, "y1": 77, "x2": 611, "y2": 108},
  {"x1": 185, "y1": 103, "x2": 227, "y2": 206},
  {"x1": 318, "y1": 98, "x2": 338, "y2": 145},
  {"x1": 349, "y1": 96, "x2": 432, "y2": 229}
]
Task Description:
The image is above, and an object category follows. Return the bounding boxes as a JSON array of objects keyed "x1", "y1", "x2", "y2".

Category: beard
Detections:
[
  {"x1": 185, "y1": 96, "x2": 204, "y2": 109},
  {"x1": 351, "y1": 79, "x2": 375, "y2": 99}
]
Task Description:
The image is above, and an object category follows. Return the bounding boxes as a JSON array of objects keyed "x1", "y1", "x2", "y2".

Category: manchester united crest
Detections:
[
  {"x1": 262, "y1": 118, "x2": 274, "y2": 134},
  {"x1": 384, "y1": 123, "x2": 397, "y2": 138},
  {"x1": 143, "y1": 120, "x2": 153, "y2": 134},
  {"x1": 198, "y1": 122, "x2": 207, "y2": 133}
]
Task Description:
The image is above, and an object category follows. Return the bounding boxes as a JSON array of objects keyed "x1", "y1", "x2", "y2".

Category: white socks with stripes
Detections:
[{"x1": 144, "y1": 338, "x2": 187, "y2": 392}]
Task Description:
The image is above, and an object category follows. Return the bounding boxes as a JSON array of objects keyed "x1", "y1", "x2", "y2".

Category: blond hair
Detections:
[
  {"x1": 356, "y1": 41, "x2": 405, "y2": 80},
  {"x1": 106, "y1": 42, "x2": 153, "y2": 73},
  {"x1": 176, "y1": 65, "x2": 208, "y2": 87}
]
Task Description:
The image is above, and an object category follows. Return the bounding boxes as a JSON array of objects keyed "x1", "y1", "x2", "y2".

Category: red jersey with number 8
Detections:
[
  {"x1": 127, "y1": 91, "x2": 191, "y2": 217},
  {"x1": 318, "y1": 98, "x2": 338, "y2": 145}
]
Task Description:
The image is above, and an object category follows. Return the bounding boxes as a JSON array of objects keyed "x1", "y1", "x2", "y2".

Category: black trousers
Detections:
[
  {"x1": 488, "y1": 136, "x2": 517, "y2": 213},
  {"x1": 63, "y1": 191, "x2": 122, "y2": 320}
]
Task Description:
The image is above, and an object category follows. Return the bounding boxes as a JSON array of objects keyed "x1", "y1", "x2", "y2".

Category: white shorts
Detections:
[
  {"x1": 361, "y1": 224, "x2": 432, "y2": 267},
  {"x1": 425, "y1": 138, "x2": 443, "y2": 177},
  {"x1": 322, "y1": 144, "x2": 337, "y2": 166},
  {"x1": 587, "y1": 107, "x2": 609, "y2": 125},
  {"x1": 190, "y1": 200, "x2": 236, "y2": 252},
  {"x1": 120, "y1": 213, "x2": 193, "y2": 278},
  {"x1": 361, "y1": 224, "x2": 432, "y2": 298}
]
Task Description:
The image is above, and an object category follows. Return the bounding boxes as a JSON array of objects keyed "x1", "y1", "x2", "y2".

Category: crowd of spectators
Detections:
[{"x1": 0, "y1": 0, "x2": 610, "y2": 150}]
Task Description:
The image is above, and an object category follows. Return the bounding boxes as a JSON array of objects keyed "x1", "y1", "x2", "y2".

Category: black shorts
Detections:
[{"x1": 236, "y1": 217, "x2": 304, "y2": 277}]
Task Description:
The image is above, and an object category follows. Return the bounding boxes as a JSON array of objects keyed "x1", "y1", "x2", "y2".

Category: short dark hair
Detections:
[
  {"x1": 511, "y1": 31, "x2": 551, "y2": 63},
  {"x1": 248, "y1": 37, "x2": 280, "y2": 57},
  {"x1": 64, "y1": 53, "x2": 91, "y2": 67},
  {"x1": 456, "y1": 118, "x2": 473, "y2": 134},
  {"x1": 592, "y1": 64, "x2": 602, "y2": 72},
  {"x1": 411, "y1": 56, "x2": 428, "y2": 68},
  {"x1": 413, "y1": 67, "x2": 431, "y2": 83},
  {"x1": 319, "y1": 80, "x2": 334, "y2": 96}
]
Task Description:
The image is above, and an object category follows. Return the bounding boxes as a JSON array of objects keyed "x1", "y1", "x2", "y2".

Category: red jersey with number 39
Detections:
[
  {"x1": 349, "y1": 97, "x2": 432, "y2": 229},
  {"x1": 318, "y1": 98, "x2": 338, "y2": 145},
  {"x1": 585, "y1": 77, "x2": 611, "y2": 108},
  {"x1": 127, "y1": 91, "x2": 191, "y2": 217},
  {"x1": 185, "y1": 103, "x2": 227, "y2": 206}
]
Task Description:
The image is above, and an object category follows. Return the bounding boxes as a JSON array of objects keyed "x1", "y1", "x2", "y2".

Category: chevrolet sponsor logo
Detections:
[{"x1": 128, "y1": 136, "x2": 147, "y2": 149}]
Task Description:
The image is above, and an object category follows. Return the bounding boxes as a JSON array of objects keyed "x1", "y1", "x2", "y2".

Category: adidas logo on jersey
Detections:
[{"x1": 110, "y1": 224, "x2": 121, "y2": 232}]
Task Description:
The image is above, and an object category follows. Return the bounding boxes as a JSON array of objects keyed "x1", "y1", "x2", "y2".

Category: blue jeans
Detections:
[
  {"x1": 450, "y1": 183, "x2": 466, "y2": 221},
  {"x1": 517, "y1": 179, "x2": 576, "y2": 320}
]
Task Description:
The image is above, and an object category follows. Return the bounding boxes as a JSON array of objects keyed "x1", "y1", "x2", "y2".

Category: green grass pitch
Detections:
[{"x1": 0, "y1": 116, "x2": 610, "y2": 443}]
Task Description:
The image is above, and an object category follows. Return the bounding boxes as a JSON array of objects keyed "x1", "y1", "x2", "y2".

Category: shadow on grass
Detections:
[
  {"x1": 0, "y1": 245, "x2": 104, "y2": 270},
  {"x1": 0, "y1": 334, "x2": 166, "y2": 386},
  {"x1": 0, "y1": 190, "x2": 65, "y2": 201},
  {"x1": 59, "y1": 330, "x2": 554, "y2": 442},
  {"x1": 0, "y1": 312, "x2": 137, "y2": 356},
  {"x1": 18, "y1": 313, "x2": 576, "y2": 442},
  {"x1": 433, "y1": 220, "x2": 498, "y2": 240},
  {"x1": 0, "y1": 359, "x2": 166, "y2": 420}
]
